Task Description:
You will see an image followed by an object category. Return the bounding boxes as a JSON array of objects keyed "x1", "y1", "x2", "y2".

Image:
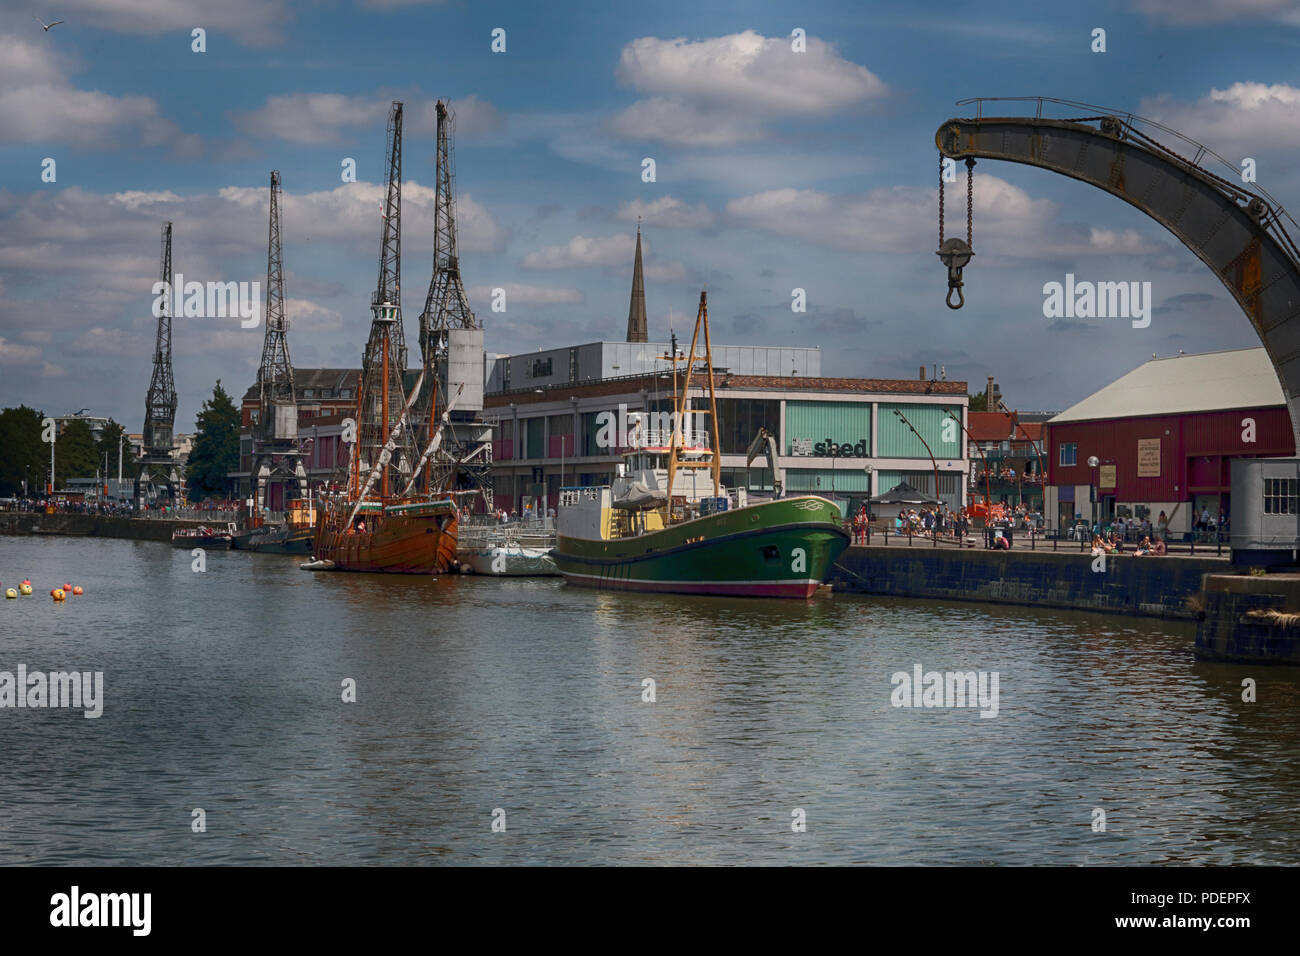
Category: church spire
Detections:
[{"x1": 626, "y1": 220, "x2": 647, "y2": 343}]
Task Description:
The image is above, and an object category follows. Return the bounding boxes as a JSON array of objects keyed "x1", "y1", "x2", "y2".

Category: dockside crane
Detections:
[
  {"x1": 249, "y1": 170, "x2": 306, "y2": 520},
  {"x1": 352, "y1": 101, "x2": 418, "y2": 502},
  {"x1": 138, "y1": 221, "x2": 179, "y2": 506},
  {"x1": 935, "y1": 96, "x2": 1300, "y2": 448},
  {"x1": 415, "y1": 99, "x2": 492, "y2": 508}
]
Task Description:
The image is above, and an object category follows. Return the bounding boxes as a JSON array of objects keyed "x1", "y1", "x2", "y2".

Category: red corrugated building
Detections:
[{"x1": 1045, "y1": 348, "x2": 1295, "y2": 535}]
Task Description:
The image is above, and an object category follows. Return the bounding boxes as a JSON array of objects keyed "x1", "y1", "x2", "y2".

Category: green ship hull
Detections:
[{"x1": 553, "y1": 496, "x2": 849, "y2": 598}]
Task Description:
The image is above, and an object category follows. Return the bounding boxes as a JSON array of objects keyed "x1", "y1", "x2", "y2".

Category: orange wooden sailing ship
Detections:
[
  {"x1": 310, "y1": 295, "x2": 460, "y2": 575},
  {"x1": 310, "y1": 101, "x2": 460, "y2": 575}
]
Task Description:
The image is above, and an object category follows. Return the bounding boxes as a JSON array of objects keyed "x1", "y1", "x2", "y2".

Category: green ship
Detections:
[{"x1": 552, "y1": 290, "x2": 849, "y2": 598}]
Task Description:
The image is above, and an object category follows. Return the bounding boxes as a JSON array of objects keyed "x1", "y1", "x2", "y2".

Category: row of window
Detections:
[{"x1": 1263, "y1": 477, "x2": 1298, "y2": 514}]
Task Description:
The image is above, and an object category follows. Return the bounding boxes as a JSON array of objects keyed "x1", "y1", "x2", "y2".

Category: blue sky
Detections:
[{"x1": 3, "y1": 0, "x2": 1300, "y2": 430}]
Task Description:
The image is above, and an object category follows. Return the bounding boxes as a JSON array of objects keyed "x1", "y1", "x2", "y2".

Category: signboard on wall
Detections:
[
  {"x1": 1099, "y1": 464, "x2": 1117, "y2": 489},
  {"x1": 1137, "y1": 438, "x2": 1161, "y2": 477},
  {"x1": 792, "y1": 438, "x2": 813, "y2": 456}
]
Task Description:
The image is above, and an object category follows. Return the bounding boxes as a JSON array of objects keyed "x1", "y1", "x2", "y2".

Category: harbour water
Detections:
[{"x1": 0, "y1": 535, "x2": 1297, "y2": 865}]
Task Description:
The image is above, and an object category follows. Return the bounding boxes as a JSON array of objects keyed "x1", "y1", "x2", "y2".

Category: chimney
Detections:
[{"x1": 919, "y1": 366, "x2": 927, "y2": 381}]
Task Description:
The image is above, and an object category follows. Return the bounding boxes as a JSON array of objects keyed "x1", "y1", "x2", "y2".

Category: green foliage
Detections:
[
  {"x1": 968, "y1": 389, "x2": 988, "y2": 412},
  {"x1": 0, "y1": 405, "x2": 46, "y2": 496},
  {"x1": 186, "y1": 380, "x2": 241, "y2": 499},
  {"x1": 54, "y1": 418, "x2": 98, "y2": 485},
  {"x1": 96, "y1": 419, "x2": 136, "y2": 479}
]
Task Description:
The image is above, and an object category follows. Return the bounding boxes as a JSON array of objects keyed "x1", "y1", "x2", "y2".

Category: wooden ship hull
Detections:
[{"x1": 312, "y1": 500, "x2": 459, "y2": 574}]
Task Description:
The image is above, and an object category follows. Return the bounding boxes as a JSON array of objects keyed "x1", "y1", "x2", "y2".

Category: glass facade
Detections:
[{"x1": 715, "y1": 398, "x2": 781, "y2": 455}]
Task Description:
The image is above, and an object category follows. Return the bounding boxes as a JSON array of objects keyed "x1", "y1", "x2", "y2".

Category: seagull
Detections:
[{"x1": 33, "y1": 15, "x2": 65, "y2": 31}]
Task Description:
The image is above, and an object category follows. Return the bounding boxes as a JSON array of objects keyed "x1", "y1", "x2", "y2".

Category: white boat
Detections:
[{"x1": 456, "y1": 522, "x2": 558, "y2": 577}]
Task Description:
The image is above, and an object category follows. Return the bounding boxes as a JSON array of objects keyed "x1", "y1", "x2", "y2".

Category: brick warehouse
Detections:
[{"x1": 1044, "y1": 348, "x2": 1295, "y2": 536}]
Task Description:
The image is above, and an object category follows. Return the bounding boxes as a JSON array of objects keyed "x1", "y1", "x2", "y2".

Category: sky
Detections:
[{"x1": 2, "y1": 0, "x2": 1300, "y2": 431}]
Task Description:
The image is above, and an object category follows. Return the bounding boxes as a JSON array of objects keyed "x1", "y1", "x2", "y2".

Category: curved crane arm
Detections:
[{"x1": 937, "y1": 114, "x2": 1300, "y2": 447}]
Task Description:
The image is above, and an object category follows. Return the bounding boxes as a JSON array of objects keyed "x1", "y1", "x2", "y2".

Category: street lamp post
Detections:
[{"x1": 1088, "y1": 455, "x2": 1100, "y2": 526}]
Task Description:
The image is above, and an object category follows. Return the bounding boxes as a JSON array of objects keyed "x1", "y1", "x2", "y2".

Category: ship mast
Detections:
[{"x1": 665, "y1": 291, "x2": 722, "y2": 511}]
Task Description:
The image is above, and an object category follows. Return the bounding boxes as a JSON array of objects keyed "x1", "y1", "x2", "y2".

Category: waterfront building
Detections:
[
  {"x1": 233, "y1": 369, "x2": 366, "y2": 503},
  {"x1": 966, "y1": 411, "x2": 1049, "y2": 511},
  {"x1": 482, "y1": 354, "x2": 970, "y2": 517},
  {"x1": 1044, "y1": 348, "x2": 1295, "y2": 536}
]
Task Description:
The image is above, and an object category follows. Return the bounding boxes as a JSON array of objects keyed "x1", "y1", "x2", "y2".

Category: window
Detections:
[
  {"x1": 302, "y1": 389, "x2": 315, "y2": 399},
  {"x1": 339, "y1": 389, "x2": 352, "y2": 400},
  {"x1": 529, "y1": 357, "x2": 553, "y2": 378},
  {"x1": 1059, "y1": 442, "x2": 1077, "y2": 467},
  {"x1": 1263, "y1": 477, "x2": 1298, "y2": 514}
]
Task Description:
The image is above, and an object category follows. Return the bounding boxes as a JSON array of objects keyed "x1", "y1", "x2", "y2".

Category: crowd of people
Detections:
[{"x1": 971, "y1": 466, "x2": 1044, "y2": 486}]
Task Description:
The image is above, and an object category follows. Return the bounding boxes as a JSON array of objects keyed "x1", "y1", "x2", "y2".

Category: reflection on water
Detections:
[{"x1": 0, "y1": 536, "x2": 1296, "y2": 864}]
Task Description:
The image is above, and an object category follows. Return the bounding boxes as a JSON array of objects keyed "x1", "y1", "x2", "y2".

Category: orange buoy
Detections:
[
  {"x1": 72, "y1": 586, "x2": 83, "y2": 595},
  {"x1": 21, "y1": 579, "x2": 31, "y2": 587},
  {"x1": 63, "y1": 582, "x2": 72, "y2": 591},
  {"x1": 19, "y1": 583, "x2": 32, "y2": 596},
  {"x1": 51, "y1": 589, "x2": 65, "y2": 601}
]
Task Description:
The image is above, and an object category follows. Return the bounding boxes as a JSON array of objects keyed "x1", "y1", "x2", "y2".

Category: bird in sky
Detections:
[{"x1": 33, "y1": 15, "x2": 65, "y2": 32}]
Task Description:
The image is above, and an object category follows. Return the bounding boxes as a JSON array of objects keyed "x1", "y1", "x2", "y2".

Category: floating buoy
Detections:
[
  {"x1": 21, "y1": 579, "x2": 31, "y2": 587},
  {"x1": 51, "y1": 589, "x2": 65, "y2": 601},
  {"x1": 63, "y1": 582, "x2": 72, "y2": 591},
  {"x1": 19, "y1": 583, "x2": 32, "y2": 596},
  {"x1": 4, "y1": 589, "x2": 15, "y2": 600},
  {"x1": 71, "y1": 586, "x2": 83, "y2": 595}
]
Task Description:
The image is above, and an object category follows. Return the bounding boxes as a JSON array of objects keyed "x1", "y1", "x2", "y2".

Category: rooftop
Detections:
[{"x1": 1050, "y1": 348, "x2": 1285, "y2": 424}]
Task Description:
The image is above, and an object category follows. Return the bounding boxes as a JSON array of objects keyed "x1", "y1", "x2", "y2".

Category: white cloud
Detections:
[
  {"x1": 1132, "y1": 0, "x2": 1300, "y2": 26},
  {"x1": 113, "y1": 191, "x2": 184, "y2": 211},
  {"x1": 611, "y1": 30, "x2": 887, "y2": 146},
  {"x1": 284, "y1": 298, "x2": 344, "y2": 332},
  {"x1": 49, "y1": 0, "x2": 293, "y2": 46},
  {"x1": 217, "y1": 180, "x2": 506, "y2": 254},
  {"x1": 0, "y1": 336, "x2": 42, "y2": 365},
  {"x1": 617, "y1": 196, "x2": 715, "y2": 229},
  {"x1": 523, "y1": 234, "x2": 641, "y2": 270},
  {"x1": 1141, "y1": 82, "x2": 1300, "y2": 157},
  {"x1": 467, "y1": 284, "x2": 585, "y2": 307},
  {"x1": 0, "y1": 31, "x2": 195, "y2": 152},
  {"x1": 723, "y1": 175, "x2": 1166, "y2": 261},
  {"x1": 233, "y1": 92, "x2": 505, "y2": 145}
]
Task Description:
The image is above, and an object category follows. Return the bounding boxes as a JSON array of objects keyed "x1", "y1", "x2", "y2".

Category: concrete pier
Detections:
[
  {"x1": 830, "y1": 543, "x2": 1224, "y2": 620},
  {"x1": 1195, "y1": 573, "x2": 1300, "y2": 665},
  {"x1": 0, "y1": 512, "x2": 213, "y2": 542}
]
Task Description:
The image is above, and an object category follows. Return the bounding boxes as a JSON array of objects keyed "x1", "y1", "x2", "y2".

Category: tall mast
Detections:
[
  {"x1": 665, "y1": 291, "x2": 721, "y2": 509},
  {"x1": 356, "y1": 101, "x2": 415, "y2": 502},
  {"x1": 140, "y1": 221, "x2": 178, "y2": 501}
]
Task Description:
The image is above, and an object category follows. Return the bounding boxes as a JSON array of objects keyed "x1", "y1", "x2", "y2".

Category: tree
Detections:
[
  {"x1": 54, "y1": 419, "x2": 98, "y2": 486},
  {"x1": 0, "y1": 405, "x2": 46, "y2": 496},
  {"x1": 968, "y1": 389, "x2": 988, "y2": 412},
  {"x1": 96, "y1": 419, "x2": 136, "y2": 480},
  {"x1": 185, "y1": 380, "x2": 241, "y2": 499}
]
